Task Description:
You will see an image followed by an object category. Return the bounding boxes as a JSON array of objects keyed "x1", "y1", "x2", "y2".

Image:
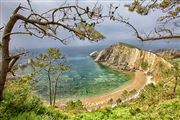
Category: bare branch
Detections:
[
  {"x1": 141, "y1": 35, "x2": 180, "y2": 41},
  {"x1": 27, "y1": 0, "x2": 33, "y2": 12},
  {"x1": 3, "y1": 31, "x2": 32, "y2": 38},
  {"x1": 8, "y1": 57, "x2": 20, "y2": 73},
  {"x1": 9, "y1": 52, "x2": 28, "y2": 60},
  {"x1": 13, "y1": 4, "x2": 29, "y2": 14},
  {"x1": 9, "y1": 71, "x2": 16, "y2": 77},
  {"x1": 0, "y1": 26, "x2": 4, "y2": 30},
  {"x1": 7, "y1": 51, "x2": 28, "y2": 73},
  {"x1": 115, "y1": 17, "x2": 144, "y2": 41},
  {"x1": 121, "y1": 0, "x2": 179, "y2": 41},
  {"x1": 115, "y1": 14, "x2": 180, "y2": 41}
]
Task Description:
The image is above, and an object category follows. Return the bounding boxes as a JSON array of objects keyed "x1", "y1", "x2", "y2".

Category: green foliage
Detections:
[
  {"x1": 0, "y1": 75, "x2": 68, "y2": 120},
  {"x1": 141, "y1": 61, "x2": 148, "y2": 70},
  {"x1": 33, "y1": 48, "x2": 70, "y2": 72},
  {"x1": 175, "y1": 7, "x2": 180, "y2": 12},
  {"x1": 125, "y1": 0, "x2": 176, "y2": 16},
  {"x1": 66, "y1": 100, "x2": 83, "y2": 111},
  {"x1": 74, "y1": 22, "x2": 105, "y2": 41},
  {"x1": 160, "y1": 0, "x2": 171, "y2": 9},
  {"x1": 32, "y1": 48, "x2": 70, "y2": 106}
]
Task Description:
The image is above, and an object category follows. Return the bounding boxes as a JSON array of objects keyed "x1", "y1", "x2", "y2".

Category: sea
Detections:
[{"x1": 11, "y1": 40, "x2": 180, "y2": 100}]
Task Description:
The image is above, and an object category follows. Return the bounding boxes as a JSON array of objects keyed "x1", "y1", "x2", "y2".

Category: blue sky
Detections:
[{"x1": 1, "y1": 0, "x2": 179, "y2": 50}]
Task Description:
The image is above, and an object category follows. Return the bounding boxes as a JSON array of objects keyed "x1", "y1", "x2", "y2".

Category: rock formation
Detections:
[{"x1": 92, "y1": 43, "x2": 172, "y2": 82}]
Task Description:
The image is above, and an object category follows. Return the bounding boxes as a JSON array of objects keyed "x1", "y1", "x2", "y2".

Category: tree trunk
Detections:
[
  {"x1": 53, "y1": 73, "x2": 60, "y2": 106},
  {"x1": 53, "y1": 78, "x2": 58, "y2": 106},
  {"x1": 0, "y1": 15, "x2": 18, "y2": 101},
  {"x1": 173, "y1": 76, "x2": 178, "y2": 95},
  {"x1": 48, "y1": 70, "x2": 52, "y2": 105}
]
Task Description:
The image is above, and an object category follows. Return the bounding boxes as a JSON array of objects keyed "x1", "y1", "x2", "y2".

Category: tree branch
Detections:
[
  {"x1": 116, "y1": 17, "x2": 144, "y2": 41},
  {"x1": 15, "y1": 14, "x2": 80, "y2": 35},
  {"x1": 3, "y1": 32, "x2": 32, "y2": 38},
  {"x1": 7, "y1": 52, "x2": 28, "y2": 73},
  {"x1": 13, "y1": 4, "x2": 29, "y2": 14},
  {"x1": 9, "y1": 52, "x2": 28, "y2": 60},
  {"x1": 116, "y1": 15, "x2": 180, "y2": 41},
  {"x1": 8, "y1": 56, "x2": 20, "y2": 72},
  {"x1": 0, "y1": 26, "x2": 4, "y2": 30},
  {"x1": 142, "y1": 35, "x2": 180, "y2": 41}
]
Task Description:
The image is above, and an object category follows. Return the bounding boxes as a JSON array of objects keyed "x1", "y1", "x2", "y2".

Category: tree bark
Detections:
[
  {"x1": 173, "y1": 76, "x2": 178, "y2": 94},
  {"x1": 48, "y1": 70, "x2": 52, "y2": 105},
  {"x1": 53, "y1": 73, "x2": 61, "y2": 106},
  {"x1": 0, "y1": 15, "x2": 18, "y2": 101},
  {"x1": 53, "y1": 77, "x2": 58, "y2": 106}
]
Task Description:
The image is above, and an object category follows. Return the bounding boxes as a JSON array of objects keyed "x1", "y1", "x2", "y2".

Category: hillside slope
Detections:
[{"x1": 93, "y1": 43, "x2": 172, "y2": 82}]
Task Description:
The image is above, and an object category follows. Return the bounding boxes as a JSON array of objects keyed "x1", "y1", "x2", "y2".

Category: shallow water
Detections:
[
  {"x1": 35, "y1": 54, "x2": 131, "y2": 100},
  {"x1": 23, "y1": 48, "x2": 131, "y2": 100}
]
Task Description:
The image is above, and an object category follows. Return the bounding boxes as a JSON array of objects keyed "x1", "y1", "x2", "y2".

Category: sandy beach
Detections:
[{"x1": 81, "y1": 70, "x2": 147, "y2": 110}]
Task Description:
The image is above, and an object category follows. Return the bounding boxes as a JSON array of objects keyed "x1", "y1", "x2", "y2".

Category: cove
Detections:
[
  {"x1": 35, "y1": 49, "x2": 131, "y2": 101},
  {"x1": 20, "y1": 47, "x2": 132, "y2": 101}
]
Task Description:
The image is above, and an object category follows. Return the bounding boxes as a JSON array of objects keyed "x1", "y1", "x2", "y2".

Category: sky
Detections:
[{"x1": 0, "y1": 0, "x2": 180, "y2": 50}]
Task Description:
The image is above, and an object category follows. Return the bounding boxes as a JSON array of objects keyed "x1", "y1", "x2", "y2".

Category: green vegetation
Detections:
[
  {"x1": 74, "y1": 79, "x2": 180, "y2": 120},
  {"x1": 0, "y1": 75, "x2": 69, "y2": 120},
  {"x1": 117, "y1": 42, "x2": 141, "y2": 50},
  {"x1": 141, "y1": 61, "x2": 148, "y2": 70},
  {"x1": 74, "y1": 98, "x2": 180, "y2": 120},
  {"x1": 66, "y1": 100, "x2": 83, "y2": 111},
  {"x1": 32, "y1": 48, "x2": 70, "y2": 106}
]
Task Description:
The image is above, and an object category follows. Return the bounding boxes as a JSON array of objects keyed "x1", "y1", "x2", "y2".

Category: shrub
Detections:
[
  {"x1": 129, "y1": 107, "x2": 141, "y2": 115},
  {"x1": 66, "y1": 100, "x2": 83, "y2": 110},
  {"x1": 0, "y1": 75, "x2": 68, "y2": 120},
  {"x1": 141, "y1": 61, "x2": 148, "y2": 70}
]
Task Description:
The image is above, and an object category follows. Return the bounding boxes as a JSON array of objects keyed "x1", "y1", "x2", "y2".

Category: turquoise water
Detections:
[
  {"x1": 21, "y1": 47, "x2": 131, "y2": 100},
  {"x1": 35, "y1": 57, "x2": 131, "y2": 100}
]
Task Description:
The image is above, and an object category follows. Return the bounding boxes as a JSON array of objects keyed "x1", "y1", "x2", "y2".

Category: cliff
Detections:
[{"x1": 92, "y1": 43, "x2": 172, "y2": 82}]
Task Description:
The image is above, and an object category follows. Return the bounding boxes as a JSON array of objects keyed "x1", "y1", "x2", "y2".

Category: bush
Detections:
[
  {"x1": 66, "y1": 100, "x2": 83, "y2": 110},
  {"x1": 0, "y1": 75, "x2": 68, "y2": 120},
  {"x1": 141, "y1": 61, "x2": 148, "y2": 70},
  {"x1": 129, "y1": 107, "x2": 141, "y2": 115}
]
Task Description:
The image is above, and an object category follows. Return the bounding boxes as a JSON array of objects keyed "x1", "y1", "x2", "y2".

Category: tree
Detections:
[
  {"x1": 163, "y1": 59, "x2": 180, "y2": 95},
  {"x1": 171, "y1": 62, "x2": 179, "y2": 94},
  {"x1": 169, "y1": 61, "x2": 179, "y2": 94},
  {"x1": 113, "y1": 0, "x2": 180, "y2": 41},
  {"x1": 0, "y1": 1, "x2": 104, "y2": 101},
  {"x1": 32, "y1": 48, "x2": 70, "y2": 106}
]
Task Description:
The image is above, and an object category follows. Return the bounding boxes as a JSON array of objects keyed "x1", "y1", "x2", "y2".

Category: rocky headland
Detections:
[
  {"x1": 90, "y1": 43, "x2": 172, "y2": 82},
  {"x1": 81, "y1": 43, "x2": 173, "y2": 110}
]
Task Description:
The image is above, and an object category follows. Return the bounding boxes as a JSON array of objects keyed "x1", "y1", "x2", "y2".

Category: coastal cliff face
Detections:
[{"x1": 93, "y1": 43, "x2": 172, "y2": 82}]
